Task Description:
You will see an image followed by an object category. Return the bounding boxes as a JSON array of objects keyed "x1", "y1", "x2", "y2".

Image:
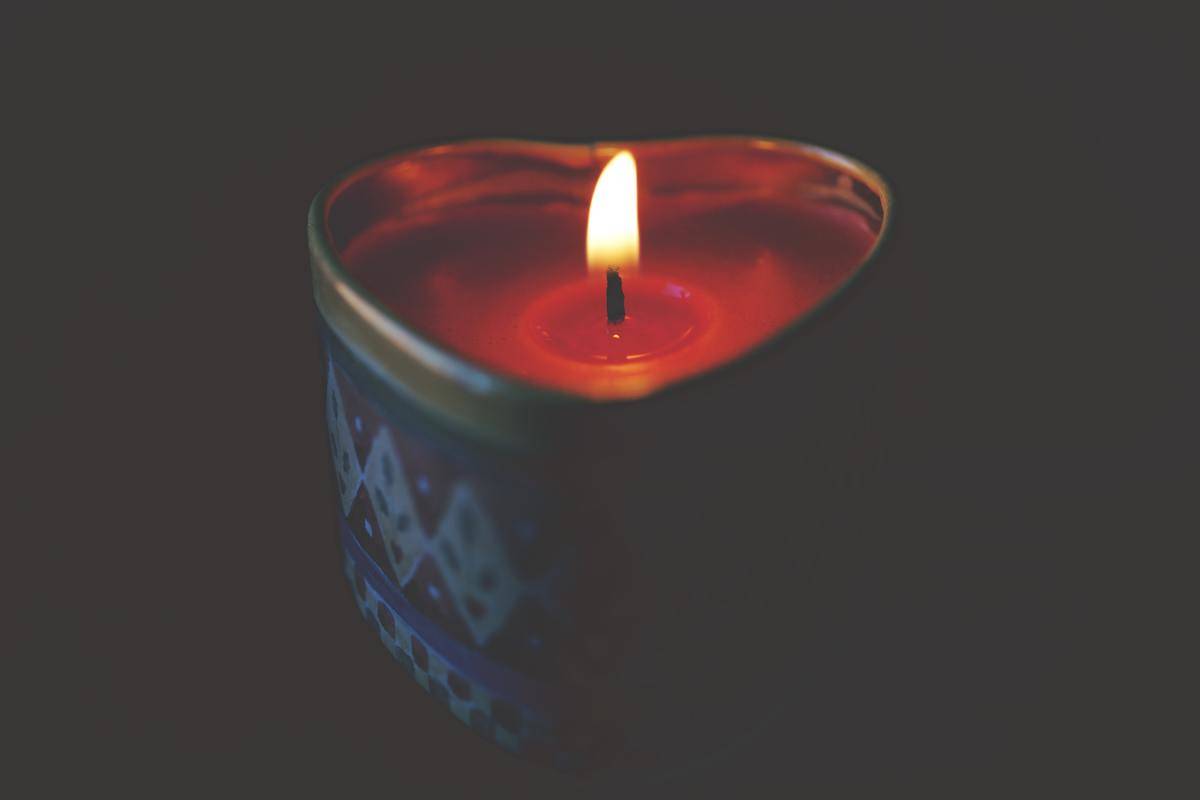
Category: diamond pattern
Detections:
[
  {"x1": 363, "y1": 429, "x2": 424, "y2": 584},
  {"x1": 347, "y1": 482, "x2": 391, "y2": 576},
  {"x1": 326, "y1": 361, "x2": 363, "y2": 515},
  {"x1": 434, "y1": 484, "x2": 521, "y2": 645}
]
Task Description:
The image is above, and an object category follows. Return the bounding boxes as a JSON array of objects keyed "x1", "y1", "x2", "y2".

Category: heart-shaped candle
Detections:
[{"x1": 309, "y1": 137, "x2": 892, "y2": 771}]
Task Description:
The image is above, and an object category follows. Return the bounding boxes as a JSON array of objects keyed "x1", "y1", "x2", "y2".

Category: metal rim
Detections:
[{"x1": 308, "y1": 136, "x2": 894, "y2": 448}]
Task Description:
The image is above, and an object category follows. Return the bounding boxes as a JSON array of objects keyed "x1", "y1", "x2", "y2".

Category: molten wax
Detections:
[{"x1": 335, "y1": 142, "x2": 883, "y2": 399}]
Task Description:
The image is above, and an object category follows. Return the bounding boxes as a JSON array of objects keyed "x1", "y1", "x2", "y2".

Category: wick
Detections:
[{"x1": 606, "y1": 267, "x2": 626, "y2": 323}]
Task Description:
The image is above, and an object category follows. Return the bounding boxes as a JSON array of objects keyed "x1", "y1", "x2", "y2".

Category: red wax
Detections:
[
  {"x1": 523, "y1": 275, "x2": 713, "y2": 364},
  {"x1": 333, "y1": 142, "x2": 884, "y2": 399}
]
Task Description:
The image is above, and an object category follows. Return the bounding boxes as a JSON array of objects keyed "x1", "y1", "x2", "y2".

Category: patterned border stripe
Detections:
[
  {"x1": 326, "y1": 361, "x2": 363, "y2": 515},
  {"x1": 342, "y1": 541, "x2": 576, "y2": 763},
  {"x1": 362, "y1": 428, "x2": 425, "y2": 585}
]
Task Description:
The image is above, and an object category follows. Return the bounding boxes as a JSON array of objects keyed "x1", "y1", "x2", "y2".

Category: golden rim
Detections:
[{"x1": 308, "y1": 136, "x2": 894, "y2": 449}]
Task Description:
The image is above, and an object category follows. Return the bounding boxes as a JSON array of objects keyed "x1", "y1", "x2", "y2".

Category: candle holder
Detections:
[{"x1": 309, "y1": 137, "x2": 892, "y2": 774}]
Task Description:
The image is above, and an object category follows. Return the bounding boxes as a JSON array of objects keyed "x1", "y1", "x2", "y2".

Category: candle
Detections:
[{"x1": 310, "y1": 137, "x2": 891, "y2": 770}]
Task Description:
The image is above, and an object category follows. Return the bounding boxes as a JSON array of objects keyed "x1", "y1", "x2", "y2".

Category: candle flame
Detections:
[{"x1": 587, "y1": 150, "x2": 639, "y2": 274}]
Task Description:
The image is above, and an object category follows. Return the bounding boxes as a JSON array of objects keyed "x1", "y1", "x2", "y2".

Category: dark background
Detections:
[{"x1": 7, "y1": 3, "x2": 1191, "y2": 795}]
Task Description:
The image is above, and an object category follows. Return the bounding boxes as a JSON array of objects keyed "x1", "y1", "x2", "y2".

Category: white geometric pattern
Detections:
[
  {"x1": 327, "y1": 359, "x2": 521, "y2": 646},
  {"x1": 362, "y1": 428, "x2": 424, "y2": 584},
  {"x1": 326, "y1": 361, "x2": 362, "y2": 515},
  {"x1": 433, "y1": 484, "x2": 520, "y2": 645}
]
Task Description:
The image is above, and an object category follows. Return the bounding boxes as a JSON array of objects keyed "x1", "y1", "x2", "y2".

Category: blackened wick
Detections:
[{"x1": 606, "y1": 267, "x2": 626, "y2": 323}]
